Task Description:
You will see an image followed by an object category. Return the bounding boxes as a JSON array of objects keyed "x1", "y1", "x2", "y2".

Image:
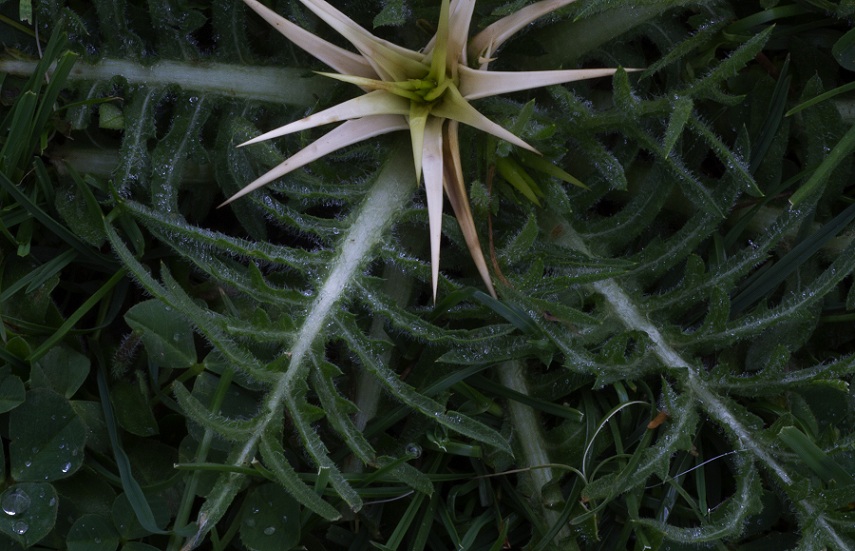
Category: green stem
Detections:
[
  {"x1": 51, "y1": 146, "x2": 213, "y2": 182},
  {"x1": 0, "y1": 58, "x2": 327, "y2": 106},
  {"x1": 532, "y1": 6, "x2": 662, "y2": 69},
  {"x1": 167, "y1": 368, "x2": 236, "y2": 551},
  {"x1": 525, "y1": 2, "x2": 699, "y2": 69},
  {"x1": 497, "y1": 360, "x2": 573, "y2": 548},
  {"x1": 790, "y1": 122, "x2": 855, "y2": 205},
  {"x1": 348, "y1": 263, "x2": 415, "y2": 473},
  {"x1": 27, "y1": 268, "x2": 127, "y2": 362}
]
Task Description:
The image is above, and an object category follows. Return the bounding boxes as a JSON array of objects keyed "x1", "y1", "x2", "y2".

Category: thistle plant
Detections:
[
  {"x1": 232, "y1": 0, "x2": 623, "y2": 298},
  {"x1": 2, "y1": 1, "x2": 855, "y2": 550}
]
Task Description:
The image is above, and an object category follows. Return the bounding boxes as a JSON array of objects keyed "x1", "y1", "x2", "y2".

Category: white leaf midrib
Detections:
[{"x1": 188, "y1": 149, "x2": 414, "y2": 547}]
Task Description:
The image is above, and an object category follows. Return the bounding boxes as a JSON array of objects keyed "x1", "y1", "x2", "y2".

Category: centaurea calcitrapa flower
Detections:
[{"x1": 228, "y1": 0, "x2": 625, "y2": 300}]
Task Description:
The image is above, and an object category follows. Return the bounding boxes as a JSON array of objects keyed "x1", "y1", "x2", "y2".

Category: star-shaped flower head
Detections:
[{"x1": 228, "y1": 0, "x2": 626, "y2": 299}]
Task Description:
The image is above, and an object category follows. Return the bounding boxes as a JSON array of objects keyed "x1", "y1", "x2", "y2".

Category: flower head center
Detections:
[{"x1": 400, "y1": 74, "x2": 453, "y2": 104}]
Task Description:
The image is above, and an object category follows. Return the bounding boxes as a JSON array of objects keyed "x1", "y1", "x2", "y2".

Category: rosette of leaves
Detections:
[{"x1": 1, "y1": 0, "x2": 854, "y2": 550}]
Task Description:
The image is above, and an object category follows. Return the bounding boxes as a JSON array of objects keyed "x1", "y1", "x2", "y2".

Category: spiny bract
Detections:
[{"x1": 231, "y1": 0, "x2": 626, "y2": 299}]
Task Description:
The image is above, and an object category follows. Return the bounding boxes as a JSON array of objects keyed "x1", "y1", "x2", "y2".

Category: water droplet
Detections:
[
  {"x1": 263, "y1": 526, "x2": 276, "y2": 536},
  {"x1": 2, "y1": 489, "x2": 31, "y2": 516},
  {"x1": 12, "y1": 521, "x2": 28, "y2": 535},
  {"x1": 24, "y1": 461, "x2": 31, "y2": 468},
  {"x1": 61, "y1": 462, "x2": 72, "y2": 473},
  {"x1": 405, "y1": 443, "x2": 422, "y2": 458},
  {"x1": 245, "y1": 518, "x2": 256, "y2": 527}
]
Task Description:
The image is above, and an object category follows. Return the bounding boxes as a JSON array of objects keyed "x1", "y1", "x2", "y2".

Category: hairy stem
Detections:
[
  {"x1": 183, "y1": 147, "x2": 416, "y2": 550},
  {"x1": 543, "y1": 210, "x2": 850, "y2": 548},
  {"x1": 0, "y1": 58, "x2": 327, "y2": 105}
]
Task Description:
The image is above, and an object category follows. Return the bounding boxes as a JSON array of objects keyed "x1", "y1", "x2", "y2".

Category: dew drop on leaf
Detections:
[
  {"x1": 1, "y1": 489, "x2": 31, "y2": 517},
  {"x1": 263, "y1": 526, "x2": 276, "y2": 536},
  {"x1": 405, "y1": 443, "x2": 422, "y2": 458},
  {"x1": 12, "y1": 521, "x2": 28, "y2": 535}
]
